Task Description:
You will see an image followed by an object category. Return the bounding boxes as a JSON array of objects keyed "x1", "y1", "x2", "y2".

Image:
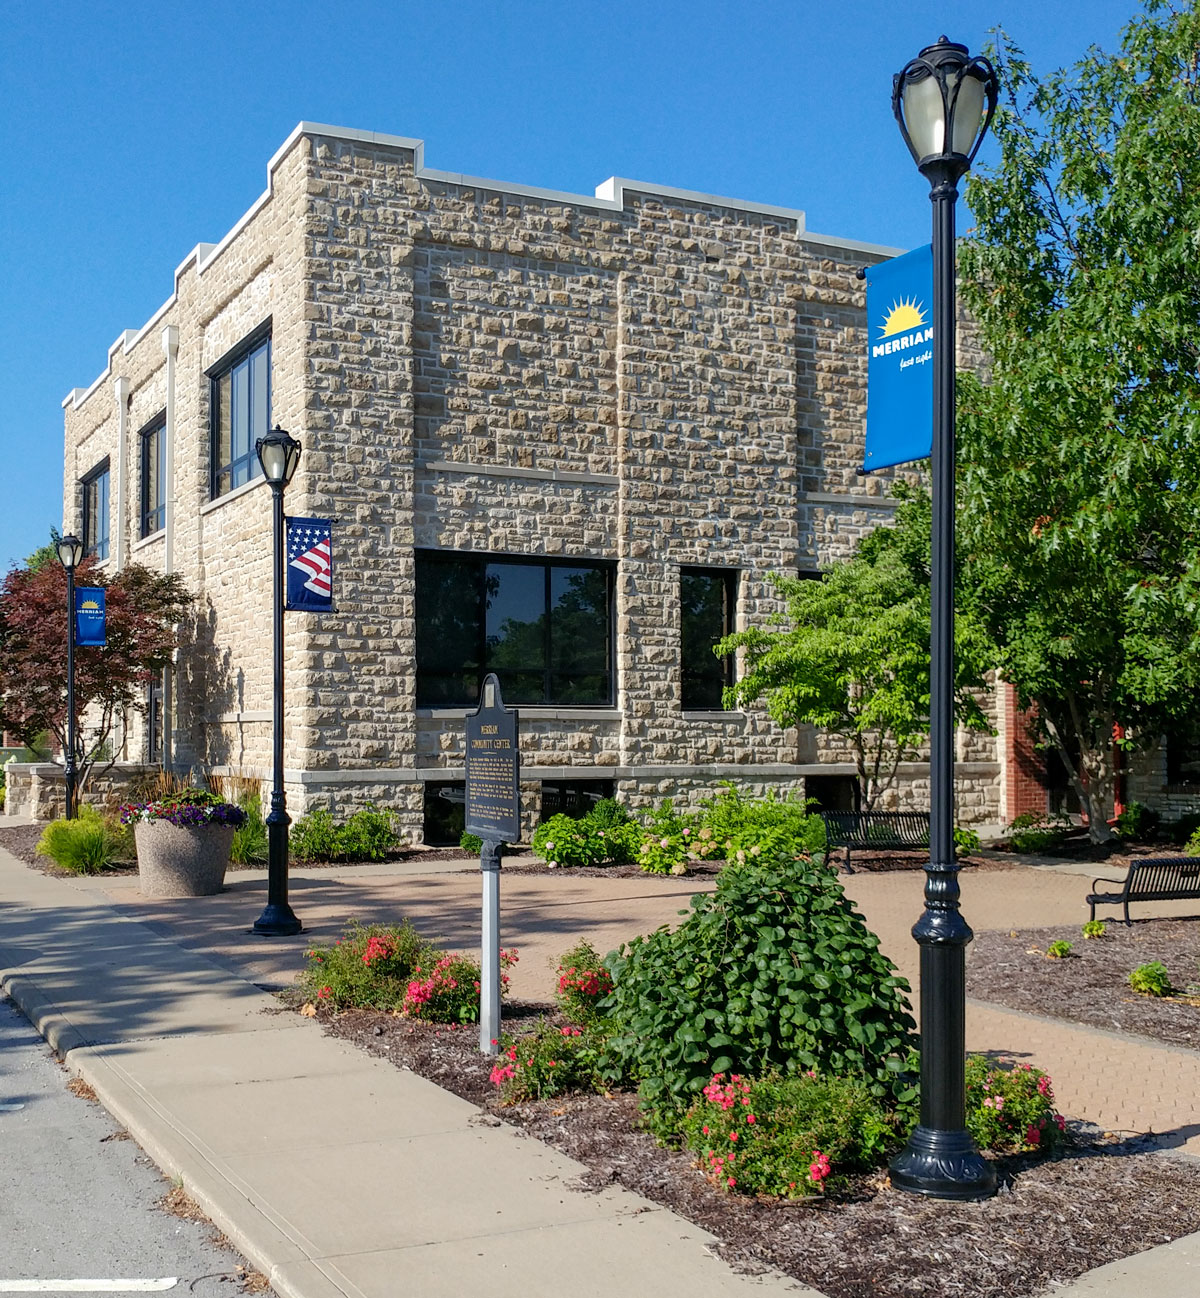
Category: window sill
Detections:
[
  {"x1": 131, "y1": 529, "x2": 165, "y2": 553},
  {"x1": 418, "y1": 707, "x2": 622, "y2": 722},
  {"x1": 681, "y1": 710, "x2": 745, "y2": 722},
  {"x1": 200, "y1": 474, "x2": 266, "y2": 516}
]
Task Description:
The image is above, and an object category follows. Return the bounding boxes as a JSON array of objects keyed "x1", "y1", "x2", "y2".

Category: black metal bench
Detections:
[
  {"x1": 1087, "y1": 856, "x2": 1200, "y2": 927},
  {"x1": 820, "y1": 810, "x2": 931, "y2": 872}
]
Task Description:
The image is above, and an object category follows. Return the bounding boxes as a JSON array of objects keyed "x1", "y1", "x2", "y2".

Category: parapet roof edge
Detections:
[{"x1": 65, "y1": 121, "x2": 896, "y2": 410}]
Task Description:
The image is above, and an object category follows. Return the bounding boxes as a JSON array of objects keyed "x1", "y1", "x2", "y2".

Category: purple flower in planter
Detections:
[{"x1": 121, "y1": 790, "x2": 248, "y2": 829}]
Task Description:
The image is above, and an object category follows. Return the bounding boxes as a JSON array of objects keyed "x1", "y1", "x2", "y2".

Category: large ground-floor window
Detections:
[{"x1": 416, "y1": 551, "x2": 614, "y2": 707}]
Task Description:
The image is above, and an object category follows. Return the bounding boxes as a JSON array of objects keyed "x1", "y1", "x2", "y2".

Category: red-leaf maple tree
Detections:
[{"x1": 0, "y1": 560, "x2": 192, "y2": 794}]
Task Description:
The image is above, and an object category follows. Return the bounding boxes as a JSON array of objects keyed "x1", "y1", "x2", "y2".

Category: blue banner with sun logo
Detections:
[
  {"x1": 863, "y1": 243, "x2": 933, "y2": 472},
  {"x1": 74, "y1": 587, "x2": 106, "y2": 647}
]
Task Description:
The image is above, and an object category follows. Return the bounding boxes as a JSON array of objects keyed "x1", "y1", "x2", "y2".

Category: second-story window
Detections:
[
  {"x1": 140, "y1": 415, "x2": 166, "y2": 538},
  {"x1": 210, "y1": 326, "x2": 271, "y2": 499},
  {"x1": 82, "y1": 460, "x2": 111, "y2": 561}
]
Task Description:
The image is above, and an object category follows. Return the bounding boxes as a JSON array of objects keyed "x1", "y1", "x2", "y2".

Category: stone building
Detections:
[{"x1": 59, "y1": 122, "x2": 1008, "y2": 842}]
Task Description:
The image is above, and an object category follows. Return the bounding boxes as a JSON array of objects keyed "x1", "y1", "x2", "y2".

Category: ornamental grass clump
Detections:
[
  {"x1": 680, "y1": 1070, "x2": 900, "y2": 1197},
  {"x1": 964, "y1": 1056, "x2": 1066, "y2": 1154},
  {"x1": 602, "y1": 845, "x2": 916, "y2": 1134},
  {"x1": 36, "y1": 804, "x2": 130, "y2": 874},
  {"x1": 119, "y1": 786, "x2": 248, "y2": 829}
]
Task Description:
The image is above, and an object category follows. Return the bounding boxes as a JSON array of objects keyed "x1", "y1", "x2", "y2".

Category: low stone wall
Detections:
[{"x1": 4, "y1": 763, "x2": 162, "y2": 821}]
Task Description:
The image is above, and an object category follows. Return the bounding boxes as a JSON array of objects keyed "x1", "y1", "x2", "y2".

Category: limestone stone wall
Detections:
[{"x1": 62, "y1": 124, "x2": 1004, "y2": 842}]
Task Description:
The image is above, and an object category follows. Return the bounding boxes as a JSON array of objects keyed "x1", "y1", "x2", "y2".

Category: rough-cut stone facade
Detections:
[{"x1": 61, "y1": 123, "x2": 1003, "y2": 842}]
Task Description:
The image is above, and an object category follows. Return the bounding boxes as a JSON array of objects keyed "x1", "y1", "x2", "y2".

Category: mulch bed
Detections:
[
  {"x1": 969, "y1": 918, "x2": 1200, "y2": 1050},
  {"x1": 315, "y1": 1000, "x2": 1200, "y2": 1298}
]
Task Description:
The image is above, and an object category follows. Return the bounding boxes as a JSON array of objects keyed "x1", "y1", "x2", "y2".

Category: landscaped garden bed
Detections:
[{"x1": 969, "y1": 918, "x2": 1200, "y2": 1050}]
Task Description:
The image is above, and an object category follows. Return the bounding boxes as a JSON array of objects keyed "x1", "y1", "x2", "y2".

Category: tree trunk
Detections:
[{"x1": 1043, "y1": 711, "x2": 1115, "y2": 844}]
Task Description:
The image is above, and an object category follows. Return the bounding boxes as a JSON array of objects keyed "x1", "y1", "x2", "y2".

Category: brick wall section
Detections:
[
  {"x1": 62, "y1": 125, "x2": 1004, "y2": 841},
  {"x1": 998, "y1": 682, "x2": 1047, "y2": 824}
]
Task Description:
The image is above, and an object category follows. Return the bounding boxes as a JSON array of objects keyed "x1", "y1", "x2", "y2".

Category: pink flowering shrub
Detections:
[
  {"x1": 299, "y1": 920, "x2": 434, "y2": 1010},
  {"x1": 679, "y1": 1071, "x2": 899, "y2": 1198},
  {"x1": 489, "y1": 1019, "x2": 610, "y2": 1103},
  {"x1": 964, "y1": 1056, "x2": 1066, "y2": 1153},
  {"x1": 554, "y1": 939, "x2": 615, "y2": 1022},
  {"x1": 403, "y1": 948, "x2": 518, "y2": 1024}
]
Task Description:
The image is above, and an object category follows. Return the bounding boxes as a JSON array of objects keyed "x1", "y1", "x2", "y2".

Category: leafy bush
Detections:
[
  {"x1": 1185, "y1": 825, "x2": 1200, "y2": 857},
  {"x1": 589, "y1": 798, "x2": 632, "y2": 829},
  {"x1": 290, "y1": 804, "x2": 400, "y2": 863},
  {"x1": 680, "y1": 1070, "x2": 900, "y2": 1198},
  {"x1": 229, "y1": 790, "x2": 267, "y2": 865},
  {"x1": 602, "y1": 847, "x2": 916, "y2": 1132},
  {"x1": 1129, "y1": 961, "x2": 1172, "y2": 997},
  {"x1": 1114, "y1": 801, "x2": 1160, "y2": 842},
  {"x1": 532, "y1": 813, "x2": 619, "y2": 868},
  {"x1": 1082, "y1": 920, "x2": 1106, "y2": 939},
  {"x1": 1006, "y1": 811, "x2": 1071, "y2": 854},
  {"x1": 964, "y1": 1057, "x2": 1065, "y2": 1154},
  {"x1": 36, "y1": 805, "x2": 129, "y2": 874},
  {"x1": 555, "y1": 939, "x2": 614, "y2": 1023},
  {"x1": 1045, "y1": 940, "x2": 1072, "y2": 959},
  {"x1": 460, "y1": 831, "x2": 483, "y2": 854},
  {"x1": 954, "y1": 824, "x2": 982, "y2": 855},
  {"x1": 299, "y1": 920, "x2": 435, "y2": 1009},
  {"x1": 696, "y1": 784, "x2": 824, "y2": 857},
  {"x1": 489, "y1": 1019, "x2": 610, "y2": 1103},
  {"x1": 290, "y1": 808, "x2": 340, "y2": 863},
  {"x1": 636, "y1": 830, "x2": 693, "y2": 875}
]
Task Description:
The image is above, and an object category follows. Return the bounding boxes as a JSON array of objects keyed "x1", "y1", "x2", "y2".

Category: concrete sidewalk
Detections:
[{"x1": 1, "y1": 841, "x2": 1199, "y2": 1297}]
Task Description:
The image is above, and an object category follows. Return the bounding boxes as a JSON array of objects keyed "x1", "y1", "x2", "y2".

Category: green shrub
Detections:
[
  {"x1": 402, "y1": 948, "x2": 517, "y2": 1023},
  {"x1": 532, "y1": 813, "x2": 609, "y2": 868},
  {"x1": 36, "y1": 806, "x2": 127, "y2": 874},
  {"x1": 1082, "y1": 920, "x2": 1106, "y2": 939},
  {"x1": 1129, "y1": 961, "x2": 1172, "y2": 997},
  {"x1": 636, "y1": 830, "x2": 693, "y2": 875},
  {"x1": 1114, "y1": 801, "x2": 1160, "y2": 842},
  {"x1": 229, "y1": 791, "x2": 267, "y2": 865},
  {"x1": 953, "y1": 824, "x2": 982, "y2": 855},
  {"x1": 680, "y1": 1070, "x2": 900, "y2": 1197},
  {"x1": 290, "y1": 807, "x2": 340, "y2": 863},
  {"x1": 1006, "y1": 811, "x2": 1071, "y2": 854},
  {"x1": 1045, "y1": 940, "x2": 1072, "y2": 959},
  {"x1": 299, "y1": 920, "x2": 435, "y2": 1009},
  {"x1": 555, "y1": 939, "x2": 615, "y2": 1023},
  {"x1": 289, "y1": 804, "x2": 400, "y2": 863},
  {"x1": 964, "y1": 1056, "x2": 1065, "y2": 1153},
  {"x1": 696, "y1": 784, "x2": 825, "y2": 861},
  {"x1": 489, "y1": 1019, "x2": 611, "y2": 1102},
  {"x1": 589, "y1": 798, "x2": 632, "y2": 829},
  {"x1": 460, "y1": 831, "x2": 483, "y2": 854},
  {"x1": 1185, "y1": 825, "x2": 1200, "y2": 857},
  {"x1": 602, "y1": 846, "x2": 916, "y2": 1133}
]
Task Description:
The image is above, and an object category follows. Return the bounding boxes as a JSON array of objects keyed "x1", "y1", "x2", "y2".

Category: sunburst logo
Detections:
[
  {"x1": 80, "y1": 599, "x2": 100, "y2": 611},
  {"x1": 879, "y1": 297, "x2": 927, "y2": 336}
]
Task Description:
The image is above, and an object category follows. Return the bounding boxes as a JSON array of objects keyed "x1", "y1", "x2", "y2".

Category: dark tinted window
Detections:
[
  {"x1": 681, "y1": 568, "x2": 735, "y2": 709},
  {"x1": 210, "y1": 331, "x2": 270, "y2": 498},
  {"x1": 140, "y1": 418, "x2": 166, "y2": 537},
  {"x1": 416, "y1": 552, "x2": 614, "y2": 707},
  {"x1": 82, "y1": 462, "x2": 110, "y2": 560}
]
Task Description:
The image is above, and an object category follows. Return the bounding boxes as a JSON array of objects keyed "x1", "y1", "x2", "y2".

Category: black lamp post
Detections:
[
  {"x1": 252, "y1": 426, "x2": 303, "y2": 937},
  {"x1": 888, "y1": 37, "x2": 999, "y2": 1201},
  {"x1": 56, "y1": 534, "x2": 85, "y2": 820}
]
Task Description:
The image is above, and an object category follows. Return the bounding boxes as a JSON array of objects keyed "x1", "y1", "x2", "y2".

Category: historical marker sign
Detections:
[{"x1": 465, "y1": 673, "x2": 520, "y2": 844}]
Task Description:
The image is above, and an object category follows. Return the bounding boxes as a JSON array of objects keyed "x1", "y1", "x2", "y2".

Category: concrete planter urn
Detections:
[{"x1": 134, "y1": 820, "x2": 236, "y2": 897}]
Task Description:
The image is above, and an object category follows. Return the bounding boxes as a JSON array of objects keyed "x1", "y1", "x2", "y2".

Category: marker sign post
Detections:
[{"x1": 465, "y1": 673, "x2": 520, "y2": 1054}]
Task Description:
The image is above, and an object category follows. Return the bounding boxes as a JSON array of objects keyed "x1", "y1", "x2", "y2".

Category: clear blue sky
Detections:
[{"x1": 0, "y1": 0, "x2": 1143, "y2": 573}]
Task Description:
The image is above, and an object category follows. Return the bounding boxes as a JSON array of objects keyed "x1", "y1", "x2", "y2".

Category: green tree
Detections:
[
  {"x1": 957, "y1": 1, "x2": 1200, "y2": 840},
  {"x1": 0, "y1": 560, "x2": 192, "y2": 796},
  {"x1": 716, "y1": 492, "x2": 991, "y2": 811}
]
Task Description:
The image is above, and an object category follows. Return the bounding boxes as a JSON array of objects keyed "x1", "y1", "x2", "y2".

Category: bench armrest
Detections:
[{"x1": 1090, "y1": 875, "x2": 1126, "y2": 890}]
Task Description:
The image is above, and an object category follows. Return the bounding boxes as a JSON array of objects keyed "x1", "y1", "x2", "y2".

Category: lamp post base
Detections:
[
  {"x1": 889, "y1": 1125, "x2": 997, "y2": 1200},
  {"x1": 252, "y1": 903, "x2": 302, "y2": 937}
]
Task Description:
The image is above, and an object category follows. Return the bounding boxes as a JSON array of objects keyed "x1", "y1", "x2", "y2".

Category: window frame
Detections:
[
  {"x1": 208, "y1": 322, "x2": 272, "y2": 500},
  {"x1": 680, "y1": 565, "x2": 737, "y2": 711},
  {"x1": 81, "y1": 459, "x2": 111, "y2": 561},
  {"x1": 416, "y1": 550, "x2": 616, "y2": 708},
  {"x1": 139, "y1": 412, "x2": 167, "y2": 539}
]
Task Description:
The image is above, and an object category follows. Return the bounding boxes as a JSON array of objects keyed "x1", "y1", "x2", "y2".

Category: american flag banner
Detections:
[{"x1": 285, "y1": 516, "x2": 334, "y2": 611}]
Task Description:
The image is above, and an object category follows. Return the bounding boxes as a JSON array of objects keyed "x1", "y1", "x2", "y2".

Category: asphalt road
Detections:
[{"x1": 0, "y1": 993, "x2": 274, "y2": 1296}]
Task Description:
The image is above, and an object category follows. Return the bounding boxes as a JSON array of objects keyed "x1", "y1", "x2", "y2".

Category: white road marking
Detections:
[{"x1": 0, "y1": 1283, "x2": 178, "y2": 1293}]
